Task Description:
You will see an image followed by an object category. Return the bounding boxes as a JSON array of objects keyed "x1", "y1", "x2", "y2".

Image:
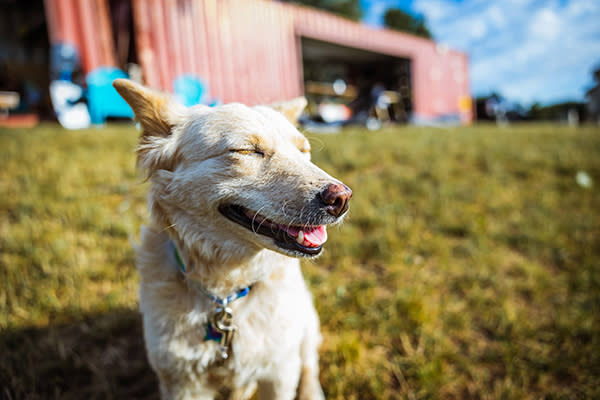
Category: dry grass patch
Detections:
[{"x1": 1, "y1": 122, "x2": 599, "y2": 399}]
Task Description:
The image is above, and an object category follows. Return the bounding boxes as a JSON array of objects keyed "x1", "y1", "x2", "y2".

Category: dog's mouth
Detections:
[{"x1": 219, "y1": 204, "x2": 327, "y2": 256}]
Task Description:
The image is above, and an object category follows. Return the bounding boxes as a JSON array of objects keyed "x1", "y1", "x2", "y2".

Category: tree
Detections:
[
  {"x1": 528, "y1": 101, "x2": 585, "y2": 121},
  {"x1": 282, "y1": 0, "x2": 362, "y2": 21},
  {"x1": 585, "y1": 66, "x2": 600, "y2": 122},
  {"x1": 383, "y1": 8, "x2": 432, "y2": 39}
]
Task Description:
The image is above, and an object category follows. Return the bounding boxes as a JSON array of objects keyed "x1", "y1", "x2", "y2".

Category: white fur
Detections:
[{"x1": 114, "y1": 79, "x2": 347, "y2": 400}]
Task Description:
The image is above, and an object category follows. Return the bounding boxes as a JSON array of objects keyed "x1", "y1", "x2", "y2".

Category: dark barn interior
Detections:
[
  {"x1": 0, "y1": 0, "x2": 51, "y2": 117},
  {"x1": 301, "y1": 37, "x2": 412, "y2": 124}
]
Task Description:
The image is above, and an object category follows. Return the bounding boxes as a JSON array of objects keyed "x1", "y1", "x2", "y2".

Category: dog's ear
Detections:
[
  {"x1": 113, "y1": 78, "x2": 182, "y2": 138},
  {"x1": 268, "y1": 97, "x2": 307, "y2": 125},
  {"x1": 113, "y1": 79, "x2": 184, "y2": 175}
]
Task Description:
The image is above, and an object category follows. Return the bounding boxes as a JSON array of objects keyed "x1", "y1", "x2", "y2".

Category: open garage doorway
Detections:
[
  {"x1": 0, "y1": 0, "x2": 52, "y2": 124},
  {"x1": 300, "y1": 37, "x2": 412, "y2": 127}
]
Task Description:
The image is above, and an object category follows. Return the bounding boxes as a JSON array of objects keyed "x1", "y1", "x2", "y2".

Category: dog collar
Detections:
[
  {"x1": 172, "y1": 243, "x2": 251, "y2": 360},
  {"x1": 173, "y1": 244, "x2": 252, "y2": 305}
]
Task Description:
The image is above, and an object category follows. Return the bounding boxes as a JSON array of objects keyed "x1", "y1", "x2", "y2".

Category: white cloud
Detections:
[
  {"x1": 411, "y1": 0, "x2": 459, "y2": 24},
  {"x1": 486, "y1": 6, "x2": 506, "y2": 29},
  {"x1": 530, "y1": 8, "x2": 561, "y2": 40},
  {"x1": 470, "y1": 19, "x2": 488, "y2": 40},
  {"x1": 410, "y1": 0, "x2": 600, "y2": 104}
]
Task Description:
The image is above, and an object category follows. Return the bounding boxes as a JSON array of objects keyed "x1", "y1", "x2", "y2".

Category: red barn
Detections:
[{"x1": 34, "y1": 0, "x2": 472, "y2": 123}]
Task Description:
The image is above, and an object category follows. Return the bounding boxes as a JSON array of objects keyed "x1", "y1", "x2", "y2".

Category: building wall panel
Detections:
[
  {"x1": 44, "y1": 0, "x2": 472, "y2": 122},
  {"x1": 44, "y1": 0, "x2": 115, "y2": 73}
]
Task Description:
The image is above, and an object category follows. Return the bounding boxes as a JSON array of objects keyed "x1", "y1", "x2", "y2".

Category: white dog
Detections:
[{"x1": 113, "y1": 79, "x2": 352, "y2": 400}]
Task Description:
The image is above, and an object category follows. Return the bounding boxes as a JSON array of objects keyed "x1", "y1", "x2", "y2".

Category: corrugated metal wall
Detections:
[
  {"x1": 43, "y1": 0, "x2": 116, "y2": 73},
  {"x1": 132, "y1": 0, "x2": 302, "y2": 105},
  {"x1": 44, "y1": 0, "x2": 472, "y2": 122}
]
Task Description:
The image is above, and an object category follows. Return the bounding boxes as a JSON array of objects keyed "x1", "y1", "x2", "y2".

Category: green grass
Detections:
[{"x1": 1, "y1": 122, "x2": 599, "y2": 399}]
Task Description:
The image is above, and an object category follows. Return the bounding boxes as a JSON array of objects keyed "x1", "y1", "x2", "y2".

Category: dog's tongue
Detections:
[
  {"x1": 242, "y1": 209, "x2": 328, "y2": 247},
  {"x1": 283, "y1": 225, "x2": 328, "y2": 247},
  {"x1": 302, "y1": 226, "x2": 328, "y2": 247}
]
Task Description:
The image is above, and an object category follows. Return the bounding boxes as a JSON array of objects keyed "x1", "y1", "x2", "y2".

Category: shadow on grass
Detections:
[{"x1": 0, "y1": 309, "x2": 159, "y2": 400}]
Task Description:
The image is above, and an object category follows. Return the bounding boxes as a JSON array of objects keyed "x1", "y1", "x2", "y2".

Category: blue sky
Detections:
[{"x1": 359, "y1": 0, "x2": 600, "y2": 105}]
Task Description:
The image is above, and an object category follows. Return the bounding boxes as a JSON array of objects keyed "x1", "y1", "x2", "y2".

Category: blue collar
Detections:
[
  {"x1": 172, "y1": 243, "x2": 252, "y2": 351},
  {"x1": 173, "y1": 244, "x2": 252, "y2": 306}
]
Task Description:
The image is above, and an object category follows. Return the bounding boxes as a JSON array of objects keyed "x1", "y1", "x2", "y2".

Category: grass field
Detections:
[{"x1": 1, "y1": 122, "x2": 599, "y2": 399}]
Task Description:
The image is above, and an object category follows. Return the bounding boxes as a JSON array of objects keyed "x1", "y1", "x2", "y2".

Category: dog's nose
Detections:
[{"x1": 320, "y1": 183, "x2": 352, "y2": 217}]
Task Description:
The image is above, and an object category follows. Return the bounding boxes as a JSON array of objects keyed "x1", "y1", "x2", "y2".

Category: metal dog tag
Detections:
[{"x1": 210, "y1": 307, "x2": 236, "y2": 359}]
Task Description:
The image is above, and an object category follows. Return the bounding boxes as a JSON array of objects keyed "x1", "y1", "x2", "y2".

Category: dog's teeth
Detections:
[{"x1": 296, "y1": 230, "x2": 304, "y2": 244}]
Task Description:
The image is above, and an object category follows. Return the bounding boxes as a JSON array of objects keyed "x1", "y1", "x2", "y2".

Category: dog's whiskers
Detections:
[
  {"x1": 282, "y1": 202, "x2": 307, "y2": 232},
  {"x1": 285, "y1": 211, "x2": 302, "y2": 231},
  {"x1": 299, "y1": 205, "x2": 312, "y2": 230},
  {"x1": 160, "y1": 223, "x2": 177, "y2": 233},
  {"x1": 251, "y1": 206, "x2": 267, "y2": 234},
  {"x1": 281, "y1": 200, "x2": 290, "y2": 219}
]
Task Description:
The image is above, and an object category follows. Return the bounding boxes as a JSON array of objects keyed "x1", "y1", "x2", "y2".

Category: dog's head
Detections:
[{"x1": 114, "y1": 79, "x2": 351, "y2": 261}]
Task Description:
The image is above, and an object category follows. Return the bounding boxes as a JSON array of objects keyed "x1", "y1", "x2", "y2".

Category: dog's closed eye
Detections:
[{"x1": 230, "y1": 148, "x2": 265, "y2": 157}]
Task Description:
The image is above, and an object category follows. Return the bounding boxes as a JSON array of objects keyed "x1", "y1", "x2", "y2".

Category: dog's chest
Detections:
[
  {"x1": 140, "y1": 249, "x2": 316, "y2": 387},
  {"x1": 240, "y1": 286, "x2": 306, "y2": 351},
  {"x1": 204, "y1": 269, "x2": 313, "y2": 381}
]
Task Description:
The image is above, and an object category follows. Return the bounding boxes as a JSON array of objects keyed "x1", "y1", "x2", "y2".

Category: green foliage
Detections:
[
  {"x1": 383, "y1": 8, "x2": 432, "y2": 39},
  {"x1": 284, "y1": 0, "x2": 362, "y2": 21},
  {"x1": 528, "y1": 101, "x2": 586, "y2": 121},
  {"x1": 1, "y1": 123, "x2": 600, "y2": 399}
]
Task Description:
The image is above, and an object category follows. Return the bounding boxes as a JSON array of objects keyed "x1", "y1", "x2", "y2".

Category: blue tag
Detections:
[{"x1": 205, "y1": 322, "x2": 223, "y2": 342}]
